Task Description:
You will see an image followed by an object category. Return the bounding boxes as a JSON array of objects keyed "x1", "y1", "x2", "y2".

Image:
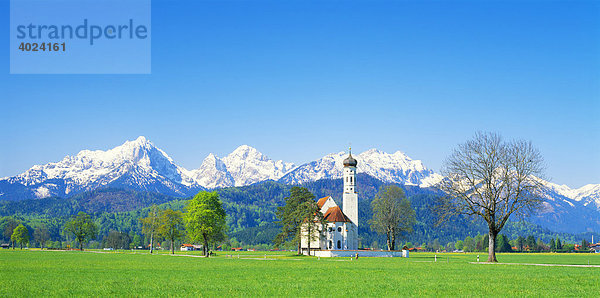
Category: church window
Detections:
[
  {"x1": 328, "y1": 227, "x2": 333, "y2": 232},
  {"x1": 337, "y1": 227, "x2": 342, "y2": 232},
  {"x1": 350, "y1": 176, "x2": 353, "y2": 183},
  {"x1": 337, "y1": 240, "x2": 341, "y2": 249},
  {"x1": 329, "y1": 240, "x2": 332, "y2": 249}
]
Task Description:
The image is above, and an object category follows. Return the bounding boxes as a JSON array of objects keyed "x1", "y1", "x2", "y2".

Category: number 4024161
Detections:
[{"x1": 18, "y1": 42, "x2": 66, "y2": 52}]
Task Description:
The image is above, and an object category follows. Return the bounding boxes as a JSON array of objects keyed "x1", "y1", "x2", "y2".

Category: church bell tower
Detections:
[{"x1": 343, "y1": 147, "x2": 359, "y2": 249}]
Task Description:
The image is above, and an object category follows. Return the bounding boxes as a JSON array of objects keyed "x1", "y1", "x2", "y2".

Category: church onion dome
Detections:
[
  {"x1": 343, "y1": 153, "x2": 358, "y2": 167},
  {"x1": 324, "y1": 206, "x2": 352, "y2": 223}
]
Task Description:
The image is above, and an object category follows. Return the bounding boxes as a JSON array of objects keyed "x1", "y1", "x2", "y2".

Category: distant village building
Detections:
[{"x1": 180, "y1": 244, "x2": 202, "y2": 251}]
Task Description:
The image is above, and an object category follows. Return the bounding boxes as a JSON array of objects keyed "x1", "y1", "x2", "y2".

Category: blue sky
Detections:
[{"x1": 1, "y1": 0, "x2": 599, "y2": 188}]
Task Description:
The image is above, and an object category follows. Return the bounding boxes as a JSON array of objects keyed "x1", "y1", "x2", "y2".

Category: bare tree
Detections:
[{"x1": 439, "y1": 132, "x2": 545, "y2": 262}]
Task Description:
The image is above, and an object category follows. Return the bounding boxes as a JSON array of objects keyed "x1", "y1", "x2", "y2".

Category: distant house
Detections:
[
  {"x1": 180, "y1": 244, "x2": 202, "y2": 251},
  {"x1": 1, "y1": 244, "x2": 10, "y2": 249},
  {"x1": 231, "y1": 247, "x2": 243, "y2": 251},
  {"x1": 590, "y1": 244, "x2": 600, "y2": 253},
  {"x1": 180, "y1": 244, "x2": 194, "y2": 251}
]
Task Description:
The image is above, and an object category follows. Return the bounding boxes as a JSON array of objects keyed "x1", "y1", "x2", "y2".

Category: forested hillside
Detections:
[{"x1": 0, "y1": 175, "x2": 595, "y2": 248}]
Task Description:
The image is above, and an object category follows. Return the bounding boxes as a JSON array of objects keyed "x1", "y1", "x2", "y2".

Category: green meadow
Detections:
[{"x1": 1, "y1": 250, "x2": 598, "y2": 297}]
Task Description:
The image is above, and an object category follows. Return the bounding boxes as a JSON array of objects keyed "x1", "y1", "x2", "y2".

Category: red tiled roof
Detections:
[
  {"x1": 317, "y1": 196, "x2": 331, "y2": 208},
  {"x1": 323, "y1": 206, "x2": 351, "y2": 223}
]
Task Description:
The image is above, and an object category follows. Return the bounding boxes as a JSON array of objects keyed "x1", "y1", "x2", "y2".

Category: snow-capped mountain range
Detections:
[{"x1": 1, "y1": 136, "x2": 599, "y2": 216}]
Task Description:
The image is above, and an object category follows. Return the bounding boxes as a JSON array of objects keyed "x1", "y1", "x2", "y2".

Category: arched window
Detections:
[
  {"x1": 350, "y1": 176, "x2": 353, "y2": 183},
  {"x1": 337, "y1": 227, "x2": 342, "y2": 232},
  {"x1": 329, "y1": 240, "x2": 333, "y2": 249},
  {"x1": 337, "y1": 240, "x2": 341, "y2": 249}
]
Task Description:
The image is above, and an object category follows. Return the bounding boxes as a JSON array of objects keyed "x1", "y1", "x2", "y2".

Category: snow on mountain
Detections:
[
  {"x1": 279, "y1": 149, "x2": 443, "y2": 187},
  {"x1": 190, "y1": 154, "x2": 235, "y2": 189},
  {"x1": 357, "y1": 149, "x2": 443, "y2": 187},
  {"x1": 0, "y1": 136, "x2": 201, "y2": 199},
  {"x1": 0, "y1": 137, "x2": 597, "y2": 227},
  {"x1": 278, "y1": 152, "x2": 347, "y2": 184},
  {"x1": 191, "y1": 145, "x2": 296, "y2": 188},
  {"x1": 542, "y1": 180, "x2": 600, "y2": 211},
  {"x1": 572, "y1": 184, "x2": 600, "y2": 208}
]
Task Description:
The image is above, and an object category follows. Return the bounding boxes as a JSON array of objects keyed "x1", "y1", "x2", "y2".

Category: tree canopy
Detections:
[
  {"x1": 11, "y1": 224, "x2": 29, "y2": 249},
  {"x1": 158, "y1": 209, "x2": 184, "y2": 254},
  {"x1": 184, "y1": 191, "x2": 227, "y2": 257},
  {"x1": 439, "y1": 132, "x2": 545, "y2": 262},
  {"x1": 370, "y1": 185, "x2": 416, "y2": 250},
  {"x1": 64, "y1": 212, "x2": 98, "y2": 251},
  {"x1": 140, "y1": 204, "x2": 160, "y2": 253},
  {"x1": 274, "y1": 187, "x2": 318, "y2": 254}
]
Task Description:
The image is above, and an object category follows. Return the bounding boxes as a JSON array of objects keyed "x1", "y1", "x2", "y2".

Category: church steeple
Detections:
[
  {"x1": 343, "y1": 146, "x2": 358, "y2": 167},
  {"x1": 342, "y1": 147, "x2": 358, "y2": 243}
]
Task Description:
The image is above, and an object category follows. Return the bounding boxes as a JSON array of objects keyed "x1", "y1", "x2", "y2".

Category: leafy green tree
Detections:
[
  {"x1": 184, "y1": 192, "x2": 227, "y2": 257},
  {"x1": 298, "y1": 197, "x2": 324, "y2": 255},
  {"x1": 556, "y1": 238, "x2": 562, "y2": 250},
  {"x1": 33, "y1": 225, "x2": 50, "y2": 249},
  {"x1": 549, "y1": 238, "x2": 556, "y2": 252},
  {"x1": 2, "y1": 217, "x2": 20, "y2": 249},
  {"x1": 463, "y1": 236, "x2": 474, "y2": 252},
  {"x1": 432, "y1": 239, "x2": 441, "y2": 252},
  {"x1": 140, "y1": 205, "x2": 161, "y2": 254},
  {"x1": 64, "y1": 212, "x2": 98, "y2": 251},
  {"x1": 273, "y1": 187, "x2": 317, "y2": 254},
  {"x1": 581, "y1": 239, "x2": 590, "y2": 252},
  {"x1": 516, "y1": 236, "x2": 526, "y2": 252},
  {"x1": 370, "y1": 185, "x2": 416, "y2": 251},
  {"x1": 132, "y1": 234, "x2": 143, "y2": 248},
  {"x1": 11, "y1": 224, "x2": 29, "y2": 249},
  {"x1": 496, "y1": 234, "x2": 512, "y2": 252},
  {"x1": 158, "y1": 209, "x2": 184, "y2": 254},
  {"x1": 526, "y1": 235, "x2": 536, "y2": 251},
  {"x1": 102, "y1": 230, "x2": 131, "y2": 249},
  {"x1": 455, "y1": 240, "x2": 464, "y2": 251}
]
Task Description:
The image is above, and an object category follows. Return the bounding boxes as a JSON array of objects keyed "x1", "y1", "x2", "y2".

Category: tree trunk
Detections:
[
  {"x1": 386, "y1": 231, "x2": 392, "y2": 251},
  {"x1": 170, "y1": 237, "x2": 174, "y2": 255},
  {"x1": 79, "y1": 238, "x2": 84, "y2": 251},
  {"x1": 203, "y1": 233, "x2": 209, "y2": 257},
  {"x1": 149, "y1": 233, "x2": 154, "y2": 254},
  {"x1": 307, "y1": 226, "x2": 311, "y2": 256},
  {"x1": 390, "y1": 232, "x2": 396, "y2": 251},
  {"x1": 297, "y1": 242, "x2": 301, "y2": 255},
  {"x1": 488, "y1": 231, "x2": 497, "y2": 262}
]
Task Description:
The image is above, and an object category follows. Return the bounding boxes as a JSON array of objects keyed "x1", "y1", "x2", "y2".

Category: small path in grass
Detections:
[{"x1": 470, "y1": 262, "x2": 600, "y2": 268}]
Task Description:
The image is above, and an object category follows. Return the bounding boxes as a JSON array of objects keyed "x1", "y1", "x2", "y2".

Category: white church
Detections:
[{"x1": 300, "y1": 150, "x2": 405, "y2": 257}]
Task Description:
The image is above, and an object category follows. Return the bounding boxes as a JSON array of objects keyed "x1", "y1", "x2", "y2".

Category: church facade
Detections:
[{"x1": 300, "y1": 151, "x2": 359, "y2": 254}]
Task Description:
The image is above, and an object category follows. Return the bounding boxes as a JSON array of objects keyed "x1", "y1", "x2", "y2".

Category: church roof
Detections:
[
  {"x1": 317, "y1": 196, "x2": 331, "y2": 208},
  {"x1": 323, "y1": 206, "x2": 352, "y2": 223}
]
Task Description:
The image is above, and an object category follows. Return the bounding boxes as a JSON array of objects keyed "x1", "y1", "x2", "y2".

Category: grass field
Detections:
[{"x1": 1, "y1": 250, "x2": 598, "y2": 296}]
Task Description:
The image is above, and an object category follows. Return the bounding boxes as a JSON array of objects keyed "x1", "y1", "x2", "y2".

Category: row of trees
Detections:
[{"x1": 3, "y1": 192, "x2": 227, "y2": 257}]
